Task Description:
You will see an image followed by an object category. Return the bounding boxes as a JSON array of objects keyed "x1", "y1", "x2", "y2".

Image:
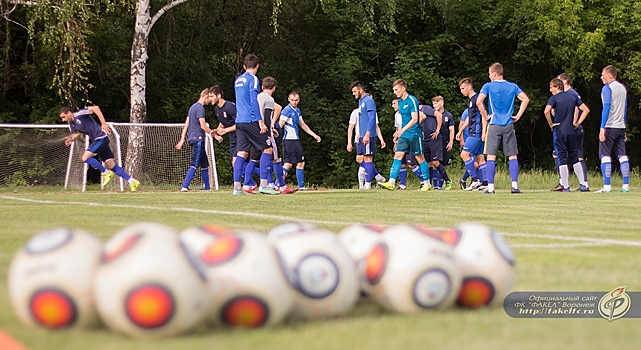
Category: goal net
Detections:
[{"x1": 0, "y1": 123, "x2": 219, "y2": 191}]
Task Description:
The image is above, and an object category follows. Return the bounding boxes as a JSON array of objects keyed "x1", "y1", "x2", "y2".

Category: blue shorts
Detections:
[
  {"x1": 88, "y1": 137, "x2": 115, "y2": 162},
  {"x1": 356, "y1": 137, "x2": 376, "y2": 156},
  {"x1": 463, "y1": 136, "x2": 484, "y2": 155},
  {"x1": 283, "y1": 139, "x2": 304, "y2": 164},
  {"x1": 189, "y1": 140, "x2": 209, "y2": 168},
  {"x1": 236, "y1": 122, "x2": 271, "y2": 153},
  {"x1": 396, "y1": 137, "x2": 422, "y2": 156}
]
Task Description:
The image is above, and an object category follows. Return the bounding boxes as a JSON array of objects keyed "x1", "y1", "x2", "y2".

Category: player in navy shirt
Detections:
[
  {"x1": 544, "y1": 78, "x2": 590, "y2": 192},
  {"x1": 232, "y1": 54, "x2": 279, "y2": 195},
  {"x1": 477, "y1": 62, "x2": 529, "y2": 194},
  {"x1": 59, "y1": 105, "x2": 140, "y2": 191},
  {"x1": 432, "y1": 96, "x2": 454, "y2": 190},
  {"x1": 418, "y1": 100, "x2": 452, "y2": 190},
  {"x1": 210, "y1": 85, "x2": 237, "y2": 163},
  {"x1": 457, "y1": 77, "x2": 488, "y2": 191},
  {"x1": 175, "y1": 88, "x2": 216, "y2": 191}
]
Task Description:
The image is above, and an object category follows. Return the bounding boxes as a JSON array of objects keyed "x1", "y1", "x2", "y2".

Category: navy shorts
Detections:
[
  {"x1": 404, "y1": 153, "x2": 417, "y2": 166},
  {"x1": 88, "y1": 137, "x2": 115, "y2": 162},
  {"x1": 441, "y1": 140, "x2": 451, "y2": 165},
  {"x1": 599, "y1": 128, "x2": 626, "y2": 159},
  {"x1": 356, "y1": 137, "x2": 376, "y2": 156},
  {"x1": 283, "y1": 139, "x2": 304, "y2": 164},
  {"x1": 555, "y1": 133, "x2": 578, "y2": 166},
  {"x1": 423, "y1": 137, "x2": 443, "y2": 162},
  {"x1": 189, "y1": 140, "x2": 209, "y2": 168},
  {"x1": 236, "y1": 122, "x2": 271, "y2": 153},
  {"x1": 228, "y1": 134, "x2": 237, "y2": 160},
  {"x1": 575, "y1": 126, "x2": 584, "y2": 159}
]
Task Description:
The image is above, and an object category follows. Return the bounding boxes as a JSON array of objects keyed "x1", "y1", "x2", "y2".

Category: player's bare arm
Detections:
[
  {"x1": 394, "y1": 111, "x2": 417, "y2": 140},
  {"x1": 543, "y1": 105, "x2": 558, "y2": 130},
  {"x1": 575, "y1": 104, "x2": 590, "y2": 127},
  {"x1": 476, "y1": 93, "x2": 489, "y2": 141},
  {"x1": 376, "y1": 124, "x2": 386, "y2": 148},
  {"x1": 87, "y1": 106, "x2": 111, "y2": 135},
  {"x1": 347, "y1": 123, "x2": 355, "y2": 152},
  {"x1": 512, "y1": 92, "x2": 529, "y2": 122},
  {"x1": 299, "y1": 119, "x2": 321, "y2": 143},
  {"x1": 431, "y1": 111, "x2": 442, "y2": 140},
  {"x1": 175, "y1": 116, "x2": 189, "y2": 150},
  {"x1": 64, "y1": 131, "x2": 83, "y2": 147}
]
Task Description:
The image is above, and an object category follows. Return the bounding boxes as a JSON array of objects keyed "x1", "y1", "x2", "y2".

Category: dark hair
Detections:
[
  {"x1": 350, "y1": 80, "x2": 364, "y2": 90},
  {"x1": 59, "y1": 107, "x2": 74, "y2": 114},
  {"x1": 392, "y1": 79, "x2": 407, "y2": 88},
  {"x1": 244, "y1": 54, "x2": 259, "y2": 69},
  {"x1": 288, "y1": 91, "x2": 300, "y2": 98},
  {"x1": 603, "y1": 65, "x2": 617, "y2": 79},
  {"x1": 210, "y1": 85, "x2": 224, "y2": 98},
  {"x1": 490, "y1": 62, "x2": 504, "y2": 76},
  {"x1": 550, "y1": 78, "x2": 564, "y2": 91},
  {"x1": 392, "y1": 97, "x2": 399, "y2": 101},
  {"x1": 262, "y1": 77, "x2": 277, "y2": 90},
  {"x1": 556, "y1": 73, "x2": 571, "y2": 86},
  {"x1": 458, "y1": 77, "x2": 473, "y2": 87}
]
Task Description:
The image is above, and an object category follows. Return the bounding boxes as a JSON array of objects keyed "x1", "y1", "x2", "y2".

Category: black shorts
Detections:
[
  {"x1": 441, "y1": 140, "x2": 451, "y2": 165},
  {"x1": 88, "y1": 137, "x2": 115, "y2": 162},
  {"x1": 599, "y1": 128, "x2": 626, "y2": 159},
  {"x1": 189, "y1": 140, "x2": 209, "y2": 168},
  {"x1": 423, "y1": 137, "x2": 443, "y2": 162},
  {"x1": 283, "y1": 139, "x2": 304, "y2": 164},
  {"x1": 236, "y1": 122, "x2": 271, "y2": 153},
  {"x1": 404, "y1": 153, "x2": 417, "y2": 166},
  {"x1": 249, "y1": 146, "x2": 262, "y2": 161},
  {"x1": 574, "y1": 126, "x2": 584, "y2": 159},
  {"x1": 228, "y1": 134, "x2": 237, "y2": 160},
  {"x1": 555, "y1": 133, "x2": 578, "y2": 166}
]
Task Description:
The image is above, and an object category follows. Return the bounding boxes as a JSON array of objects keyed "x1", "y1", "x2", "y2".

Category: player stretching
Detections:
[
  {"x1": 544, "y1": 78, "x2": 590, "y2": 192},
  {"x1": 457, "y1": 78, "x2": 487, "y2": 191},
  {"x1": 350, "y1": 81, "x2": 386, "y2": 189},
  {"x1": 347, "y1": 108, "x2": 385, "y2": 189},
  {"x1": 232, "y1": 54, "x2": 279, "y2": 195},
  {"x1": 596, "y1": 65, "x2": 630, "y2": 193},
  {"x1": 60, "y1": 106, "x2": 140, "y2": 191},
  {"x1": 393, "y1": 98, "x2": 421, "y2": 190},
  {"x1": 378, "y1": 79, "x2": 431, "y2": 191},
  {"x1": 279, "y1": 91, "x2": 321, "y2": 190},
  {"x1": 477, "y1": 63, "x2": 529, "y2": 194}
]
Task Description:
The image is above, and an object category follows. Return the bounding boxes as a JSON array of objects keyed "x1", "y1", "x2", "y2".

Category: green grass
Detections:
[{"x1": 0, "y1": 172, "x2": 640, "y2": 350}]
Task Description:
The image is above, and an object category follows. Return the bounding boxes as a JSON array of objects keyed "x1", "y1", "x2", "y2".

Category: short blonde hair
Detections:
[{"x1": 431, "y1": 95, "x2": 444, "y2": 103}]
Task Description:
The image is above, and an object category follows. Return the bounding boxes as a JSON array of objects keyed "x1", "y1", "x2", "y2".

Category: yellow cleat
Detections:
[
  {"x1": 102, "y1": 170, "x2": 115, "y2": 188},
  {"x1": 378, "y1": 181, "x2": 395, "y2": 191},
  {"x1": 417, "y1": 183, "x2": 432, "y2": 191},
  {"x1": 130, "y1": 179, "x2": 140, "y2": 192}
]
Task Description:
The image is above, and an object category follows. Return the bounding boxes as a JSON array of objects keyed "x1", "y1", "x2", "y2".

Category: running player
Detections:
[
  {"x1": 60, "y1": 105, "x2": 140, "y2": 191},
  {"x1": 279, "y1": 91, "x2": 321, "y2": 190},
  {"x1": 595, "y1": 65, "x2": 630, "y2": 193},
  {"x1": 544, "y1": 78, "x2": 590, "y2": 192},
  {"x1": 476, "y1": 62, "x2": 529, "y2": 194}
]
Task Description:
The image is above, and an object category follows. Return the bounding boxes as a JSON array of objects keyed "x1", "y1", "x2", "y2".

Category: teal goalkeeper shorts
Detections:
[{"x1": 396, "y1": 137, "x2": 423, "y2": 156}]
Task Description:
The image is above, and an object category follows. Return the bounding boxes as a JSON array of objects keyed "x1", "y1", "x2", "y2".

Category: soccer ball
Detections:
[
  {"x1": 266, "y1": 222, "x2": 318, "y2": 243},
  {"x1": 442, "y1": 222, "x2": 515, "y2": 308},
  {"x1": 271, "y1": 227, "x2": 359, "y2": 319},
  {"x1": 179, "y1": 225, "x2": 293, "y2": 328},
  {"x1": 8, "y1": 228, "x2": 102, "y2": 329},
  {"x1": 94, "y1": 222, "x2": 210, "y2": 338},
  {"x1": 337, "y1": 224, "x2": 387, "y2": 264},
  {"x1": 360, "y1": 224, "x2": 461, "y2": 313}
]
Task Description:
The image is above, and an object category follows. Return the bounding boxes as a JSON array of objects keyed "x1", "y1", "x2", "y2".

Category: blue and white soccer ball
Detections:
[
  {"x1": 361, "y1": 224, "x2": 461, "y2": 313},
  {"x1": 443, "y1": 222, "x2": 516, "y2": 308},
  {"x1": 93, "y1": 223, "x2": 210, "y2": 338},
  {"x1": 8, "y1": 228, "x2": 102, "y2": 329},
  {"x1": 180, "y1": 225, "x2": 293, "y2": 328},
  {"x1": 270, "y1": 227, "x2": 359, "y2": 319}
]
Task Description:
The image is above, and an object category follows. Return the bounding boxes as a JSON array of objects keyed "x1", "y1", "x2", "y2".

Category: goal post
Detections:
[{"x1": 0, "y1": 123, "x2": 219, "y2": 191}]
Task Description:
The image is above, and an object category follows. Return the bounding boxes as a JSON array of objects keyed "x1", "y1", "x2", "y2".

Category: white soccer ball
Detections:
[
  {"x1": 8, "y1": 228, "x2": 102, "y2": 329},
  {"x1": 360, "y1": 224, "x2": 461, "y2": 313},
  {"x1": 337, "y1": 224, "x2": 387, "y2": 264},
  {"x1": 266, "y1": 222, "x2": 318, "y2": 243},
  {"x1": 94, "y1": 222, "x2": 210, "y2": 338},
  {"x1": 271, "y1": 228, "x2": 359, "y2": 319},
  {"x1": 179, "y1": 225, "x2": 293, "y2": 328},
  {"x1": 444, "y1": 222, "x2": 516, "y2": 308}
]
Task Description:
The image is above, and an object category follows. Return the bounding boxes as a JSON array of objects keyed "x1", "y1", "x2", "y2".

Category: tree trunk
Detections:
[{"x1": 125, "y1": 0, "x2": 151, "y2": 179}]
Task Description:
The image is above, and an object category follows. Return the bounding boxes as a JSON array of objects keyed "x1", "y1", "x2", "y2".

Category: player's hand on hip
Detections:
[
  {"x1": 430, "y1": 131, "x2": 438, "y2": 140},
  {"x1": 599, "y1": 128, "x2": 606, "y2": 142},
  {"x1": 101, "y1": 123, "x2": 112, "y2": 134}
]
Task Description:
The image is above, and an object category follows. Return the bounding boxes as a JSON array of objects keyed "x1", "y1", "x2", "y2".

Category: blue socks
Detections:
[
  {"x1": 259, "y1": 153, "x2": 272, "y2": 188},
  {"x1": 182, "y1": 166, "x2": 197, "y2": 189},
  {"x1": 111, "y1": 164, "x2": 131, "y2": 181},
  {"x1": 363, "y1": 161, "x2": 375, "y2": 183},
  {"x1": 620, "y1": 156, "x2": 629, "y2": 185},
  {"x1": 389, "y1": 159, "x2": 402, "y2": 183},
  {"x1": 296, "y1": 168, "x2": 305, "y2": 188},
  {"x1": 464, "y1": 159, "x2": 476, "y2": 180},
  {"x1": 399, "y1": 167, "x2": 407, "y2": 186},
  {"x1": 244, "y1": 160, "x2": 258, "y2": 186},
  {"x1": 479, "y1": 163, "x2": 487, "y2": 183},
  {"x1": 412, "y1": 166, "x2": 422, "y2": 179},
  {"x1": 487, "y1": 160, "x2": 496, "y2": 185},
  {"x1": 509, "y1": 158, "x2": 519, "y2": 183},
  {"x1": 601, "y1": 157, "x2": 612, "y2": 186},
  {"x1": 85, "y1": 158, "x2": 106, "y2": 173},
  {"x1": 201, "y1": 169, "x2": 210, "y2": 190},
  {"x1": 273, "y1": 161, "x2": 286, "y2": 187},
  {"x1": 580, "y1": 160, "x2": 588, "y2": 183}
]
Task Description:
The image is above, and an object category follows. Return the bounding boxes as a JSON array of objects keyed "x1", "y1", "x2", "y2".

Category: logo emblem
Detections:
[{"x1": 598, "y1": 286, "x2": 631, "y2": 321}]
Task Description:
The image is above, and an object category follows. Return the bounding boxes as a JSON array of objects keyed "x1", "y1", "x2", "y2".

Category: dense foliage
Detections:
[{"x1": 1, "y1": 0, "x2": 639, "y2": 187}]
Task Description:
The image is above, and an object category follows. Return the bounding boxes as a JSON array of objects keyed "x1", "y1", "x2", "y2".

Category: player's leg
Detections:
[
  {"x1": 461, "y1": 139, "x2": 480, "y2": 190},
  {"x1": 484, "y1": 125, "x2": 502, "y2": 194},
  {"x1": 362, "y1": 139, "x2": 383, "y2": 189},
  {"x1": 596, "y1": 129, "x2": 614, "y2": 193},
  {"x1": 415, "y1": 138, "x2": 431, "y2": 191},
  {"x1": 575, "y1": 127, "x2": 588, "y2": 189},
  {"x1": 503, "y1": 124, "x2": 521, "y2": 193},
  {"x1": 407, "y1": 153, "x2": 422, "y2": 181},
  {"x1": 233, "y1": 124, "x2": 252, "y2": 194},
  {"x1": 432, "y1": 139, "x2": 451, "y2": 190},
  {"x1": 82, "y1": 139, "x2": 108, "y2": 175},
  {"x1": 615, "y1": 130, "x2": 630, "y2": 192},
  {"x1": 180, "y1": 140, "x2": 199, "y2": 191},
  {"x1": 566, "y1": 134, "x2": 586, "y2": 191},
  {"x1": 296, "y1": 160, "x2": 306, "y2": 190},
  {"x1": 257, "y1": 136, "x2": 279, "y2": 195},
  {"x1": 556, "y1": 135, "x2": 571, "y2": 191},
  {"x1": 355, "y1": 154, "x2": 365, "y2": 189},
  {"x1": 398, "y1": 164, "x2": 408, "y2": 190}
]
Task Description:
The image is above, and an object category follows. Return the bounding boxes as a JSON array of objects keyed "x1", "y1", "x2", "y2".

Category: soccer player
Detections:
[
  {"x1": 258, "y1": 77, "x2": 295, "y2": 194},
  {"x1": 350, "y1": 81, "x2": 386, "y2": 190},
  {"x1": 544, "y1": 78, "x2": 590, "y2": 192},
  {"x1": 393, "y1": 98, "x2": 421, "y2": 190},
  {"x1": 279, "y1": 91, "x2": 321, "y2": 190},
  {"x1": 210, "y1": 85, "x2": 237, "y2": 166},
  {"x1": 477, "y1": 62, "x2": 529, "y2": 194},
  {"x1": 175, "y1": 88, "x2": 217, "y2": 191},
  {"x1": 232, "y1": 54, "x2": 279, "y2": 195},
  {"x1": 377, "y1": 79, "x2": 431, "y2": 191},
  {"x1": 432, "y1": 96, "x2": 454, "y2": 190},
  {"x1": 347, "y1": 107, "x2": 386, "y2": 189},
  {"x1": 60, "y1": 105, "x2": 140, "y2": 191},
  {"x1": 596, "y1": 65, "x2": 630, "y2": 193},
  {"x1": 419, "y1": 100, "x2": 452, "y2": 190},
  {"x1": 457, "y1": 77, "x2": 487, "y2": 191}
]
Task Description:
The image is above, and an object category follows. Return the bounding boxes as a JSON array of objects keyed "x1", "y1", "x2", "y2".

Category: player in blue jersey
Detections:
[
  {"x1": 232, "y1": 54, "x2": 279, "y2": 195},
  {"x1": 457, "y1": 77, "x2": 488, "y2": 191},
  {"x1": 60, "y1": 105, "x2": 140, "y2": 191},
  {"x1": 596, "y1": 65, "x2": 630, "y2": 193},
  {"x1": 175, "y1": 88, "x2": 217, "y2": 191},
  {"x1": 432, "y1": 96, "x2": 454, "y2": 190},
  {"x1": 350, "y1": 81, "x2": 386, "y2": 189},
  {"x1": 347, "y1": 107, "x2": 386, "y2": 189},
  {"x1": 279, "y1": 91, "x2": 321, "y2": 190},
  {"x1": 477, "y1": 63, "x2": 529, "y2": 194},
  {"x1": 378, "y1": 79, "x2": 431, "y2": 191},
  {"x1": 544, "y1": 78, "x2": 590, "y2": 192},
  {"x1": 392, "y1": 98, "x2": 421, "y2": 190}
]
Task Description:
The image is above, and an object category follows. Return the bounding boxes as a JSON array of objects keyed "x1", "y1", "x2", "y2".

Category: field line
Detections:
[{"x1": 3, "y1": 195, "x2": 641, "y2": 248}]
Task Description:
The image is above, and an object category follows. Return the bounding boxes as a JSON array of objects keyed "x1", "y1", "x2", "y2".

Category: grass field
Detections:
[{"x1": 0, "y1": 171, "x2": 640, "y2": 350}]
